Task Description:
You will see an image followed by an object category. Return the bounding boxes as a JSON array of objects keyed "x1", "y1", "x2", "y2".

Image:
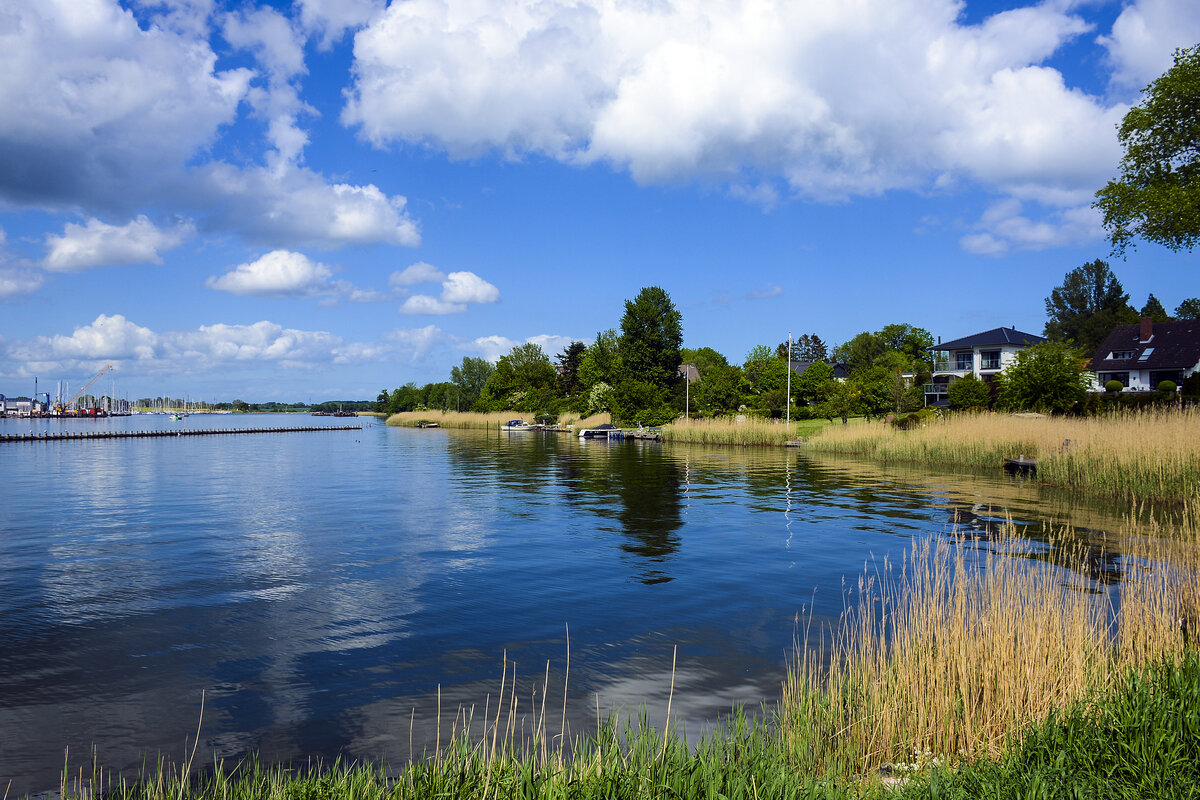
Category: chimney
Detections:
[{"x1": 1140, "y1": 317, "x2": 1154, "y2": 343}]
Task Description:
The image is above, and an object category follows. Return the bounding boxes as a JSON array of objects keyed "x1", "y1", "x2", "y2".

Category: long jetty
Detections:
[{"x1": 1, "y1": 425, "x2": 361, "y2": 443}]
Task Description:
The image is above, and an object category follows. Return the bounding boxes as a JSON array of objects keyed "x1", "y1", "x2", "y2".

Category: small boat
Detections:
[
  {"x1": 502, "y1": 419, "x2": 536, "y2": 431},
  {"x1": 1003, "y1": 456, "x2": 1037, "y2": 475},
  {"x1": 579, "y1": 423, "x2": 619, "y2": 439},
  {"x1": 417, "y1": 421, "x2": 440, "y2": 429}
]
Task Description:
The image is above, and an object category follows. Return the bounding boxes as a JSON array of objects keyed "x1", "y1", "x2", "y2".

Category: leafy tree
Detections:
[
  {"x1": 850, "y1": 365, "x2": 896, "y2": 419},
  {"x1": 578, "y1": 329, "x2": 621, "y2": 390},
  {"x1": 388, "y1": 382, "x2": 420, "y2": 413},
  {"x1": 1095, "y1": 44, "x2": 1200, "y2": 255},
  {"x1": 742, "y1": 344, "x2": 778, "y2": 389},
  {"x1": 1175, "y1": 297, "x2": 1200, "y2": 319},
  {"x1": 618, "y1": 286, "x2": 683, "y2": 391},
  {"x1": 793, "y1": 361, "x2": 835, "y2": 407},
  {"x1": 555, "y1": 341, "x2": 587, "y2": 396},
  {"x1": 876, "y1": 323, "x2": 935, "y2": 368},
  {"x1": 375, "y1": 389, "x2": 390, "y2": 413},
  {"x1": 481, "y1": 343, "x2": 556, "y2": 409},
  {"x1": 947, "y1": 373, "x2": 991, "y2": 410},
  {"x1": 817, "y1": 380, "x2": 861, "y2": 425},
  {"x1": 679, "y1": 346, "x2": 730, "y2": 378},
  {"x1": 693, "y1": 363, "x2": 744, "y2": 415},
  {"x1": 994, "y1": 342, "x2": 1091, "y2": 413},
  {"x1": 1140, "y1": 293, "x2": 1171, "y2": 321},
  {"x1": 1043, "y1": 260, "x2": 1137, "y2": 354},
  {"x1": 450, "y1": 356, "x2": 495, "y2": 409},
  {"x1": 834, "y1": 332, "x2": 887, "y2": 374}
]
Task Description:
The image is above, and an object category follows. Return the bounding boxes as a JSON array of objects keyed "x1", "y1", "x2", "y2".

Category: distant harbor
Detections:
[{"x1": 0, "y1": 424, "x2": 362, "y2": 443}]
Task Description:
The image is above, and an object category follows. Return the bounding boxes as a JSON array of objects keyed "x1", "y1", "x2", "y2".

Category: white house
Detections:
[
  {"x1": 1090, "y1": 318, "x2": 1200, "y2": 391},
  {"x1": 923, "y1": 327, "x2": 1047, "y2": 406}
]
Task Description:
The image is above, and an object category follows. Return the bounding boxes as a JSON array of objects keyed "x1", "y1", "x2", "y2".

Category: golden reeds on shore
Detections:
[
  {"x1": 781, "y1": 508, "x2": 1200, "y2": 776},
  {"x1": 660, "y1": 416, "x2": 836, "y2": 446},
  {"x1": 804, "y1": 408, "x2": 1200, "y2": 506},
  {"x1": 384, "y1": 411, "x2": 612, "y2": 429}
]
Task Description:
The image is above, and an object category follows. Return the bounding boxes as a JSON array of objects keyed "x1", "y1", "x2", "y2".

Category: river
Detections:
[{"x1": 0, "y1": 414, "x2": 1133, "y2": 793}]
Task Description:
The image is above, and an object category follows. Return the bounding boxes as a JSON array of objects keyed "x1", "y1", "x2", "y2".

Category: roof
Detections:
[
  {"x1": 1090, "y1": 321, "x2": 1200, "y2": 372},
  {"x1": 937, "y1": 327, "x2": 1047, "y2": 350},
  {"x1": 789, "y1": 360, "x2": 849, "y2": 379}
]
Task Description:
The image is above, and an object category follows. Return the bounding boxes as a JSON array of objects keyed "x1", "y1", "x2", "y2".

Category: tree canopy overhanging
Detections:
[{"x1": 1095, "y1": 43, "x2": 1200, "y2": 255}]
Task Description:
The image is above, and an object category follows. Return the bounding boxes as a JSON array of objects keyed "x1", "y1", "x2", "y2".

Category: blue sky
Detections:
[{"x1": 1, "y1": 0, "x2": 1197, "y2": 402}]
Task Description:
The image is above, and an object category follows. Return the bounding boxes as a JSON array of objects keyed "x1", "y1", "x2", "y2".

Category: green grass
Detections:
[
  {"x1": 895, "y1": 652, "x2": 1200, "y2": 799},
  {"x1": 55, "y1": 713, "x2": 866, "y2": 800}
]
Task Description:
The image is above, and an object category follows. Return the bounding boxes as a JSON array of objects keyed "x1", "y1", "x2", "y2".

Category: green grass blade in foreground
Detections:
[{"x1": 894, "y1": 653, "x2": 1200, "y2": 800}]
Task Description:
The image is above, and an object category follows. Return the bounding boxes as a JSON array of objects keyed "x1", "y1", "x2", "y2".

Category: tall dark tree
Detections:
[
  {"x1": 555, "y1": 341, "x2": 587, "y2": 396},
  {"x1": 1176, "y1": 297, "x2": 1200, "y2": 319},
  {"x1": 776, "y1": 333, "x2": 828, "y2": 362},
  {"x1": 618, "y1": 286, "x2": 683, "y2": 391},
  {"x1": 1140, "y1": 293, "x2": 1171, "y2": 322},
  {"x1": 1095, "y1": 44, "x2": 1200, "y2": 255},
  {"x1": 1043, "y1": 260, "x2": 1138, "y2": 353}
]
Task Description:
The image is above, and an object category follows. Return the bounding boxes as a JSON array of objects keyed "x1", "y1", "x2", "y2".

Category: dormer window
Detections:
[
  {"x1": 1110, "y1": 350, "x2": 1134, "y2": 360},
  {"x1": 1138, "y1": 348, "x2": 1154, "y2": 362}
]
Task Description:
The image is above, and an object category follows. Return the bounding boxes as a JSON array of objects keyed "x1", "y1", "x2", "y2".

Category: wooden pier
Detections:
[{"x1": 0, "y1": 425, "x2": 361, "y2": 443}]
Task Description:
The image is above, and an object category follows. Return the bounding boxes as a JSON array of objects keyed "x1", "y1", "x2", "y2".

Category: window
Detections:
[
  {"x1": 1138, "y1": 348, "x2": 1154, "y2": 362},
  {"x1": 1110, "y1": 350, "x2": 1134, "y2": 360},
  {"x1": 1101, "y1": 372, "x2": 1129, "y2": 387},
  {"x1": 955, "y1": 352, "x2": 973, "y2": 370},
  {"x1": 980, "y1": 350, "x2": 1001, "y2": 370}
]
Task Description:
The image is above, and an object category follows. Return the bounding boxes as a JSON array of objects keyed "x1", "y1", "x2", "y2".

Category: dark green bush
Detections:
[{"x1": 1105, "y1": 379, "x2": 1124, "y2": 392}]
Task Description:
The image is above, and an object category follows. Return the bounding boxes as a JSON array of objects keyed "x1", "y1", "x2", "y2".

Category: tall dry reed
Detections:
[
  {"x1": 781, "y1": 510, "x2": 1200, "y2": 776},
  {"x1": 805, "y1": 408, "x2": 1200, "y2": 505},
  {"x1": 661, "y1": 416, "x2": 833, "y2": 447},
  {"x1": 386, "y1": 411, "x2": 612, "y2": 429}
]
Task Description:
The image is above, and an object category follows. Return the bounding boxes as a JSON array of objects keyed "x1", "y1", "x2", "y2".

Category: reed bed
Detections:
[
  {"x1": 661, "y1": 416, "x2": 834, "y2": 447},
  {"x1": 385, "y1": 411, "x2": 612, "y2": 429},
  {"x1": 805, "y1": 408, "x2": 1200, "y2": 506},
  {"x1": 780, "y1": 510, "x2": 1200, "y2": 778}
]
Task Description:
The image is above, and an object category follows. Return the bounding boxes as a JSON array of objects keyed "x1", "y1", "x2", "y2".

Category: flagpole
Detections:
[{"x1": 785, "y1": 331, "x2": 792, "y2": 427}]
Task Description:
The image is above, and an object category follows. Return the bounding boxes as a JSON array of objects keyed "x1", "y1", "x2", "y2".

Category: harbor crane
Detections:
[{"x1": 59, "y1": 364, "x2": 113, "y2": 413}]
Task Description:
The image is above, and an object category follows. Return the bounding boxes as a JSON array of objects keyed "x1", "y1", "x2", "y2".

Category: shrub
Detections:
[
  {"x1": 892, "y1": 413, "x2": 922, "y2": 430},
  {"x1": 1105, "y1": 379, "x2": 1124, "y2": 392},
  {"x1": 947, "y1": 373, "x2": 991, "y2": 410},
  {"x1": 1158, "y1": 380, "x2": 1177, "y2": 393}
]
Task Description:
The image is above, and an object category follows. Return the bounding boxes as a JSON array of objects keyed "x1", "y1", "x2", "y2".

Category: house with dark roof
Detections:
[
  {"x1": 788, "y1": 360, "x2": 849, "y2": 380},
  {"x1": 1090, "y1": 318, "x2": 1200, "y2": 391},
  {"x1": 923, "y1": 326, "x2": 1047, "y2": 406}
]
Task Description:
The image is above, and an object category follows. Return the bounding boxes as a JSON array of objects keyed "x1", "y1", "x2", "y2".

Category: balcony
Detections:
[
  {"x1": 923, "y1": 383, "x2": 949, "y2": 395},
  {"x1": 931, "y1": 360, "x2": 971, "y2": 373}
]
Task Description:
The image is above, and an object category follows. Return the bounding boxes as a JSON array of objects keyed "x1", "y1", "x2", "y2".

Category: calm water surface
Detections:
[{"x1": 0, "y1": 414, "x2": 1131, "y2": 791}]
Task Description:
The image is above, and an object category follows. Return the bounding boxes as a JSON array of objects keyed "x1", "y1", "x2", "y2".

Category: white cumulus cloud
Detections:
[
  {"x1": 207, "y1": 250, "x2": 333, "y2": 296},
  {"x1": 43, "y1": 215, "x2": 191, "y2": 272},
  {"x1": 399, "y1": 269, "x2": 500, "y2": 315},
  {"x1": 5, "y1": 313, "x2": 391, "y2": 377},
  {"x1": 0, "y1": 0, "x2": 250, "y2": 213},
  {"x1": 1101, "y1": 0, "x2": 1200, "y2": 90},
  {"x1": 389, "y1": 261, "x2": 446, "y2": 286},
  {"x1": 961, "y1": 199, "x2": 1103, "y2": 256},
  {"x1": 343, "y1": 0, "x2": 1134, "y2": 226},
  {"x1": 441, "y1": 271, "x2": 500, "y2": 304}
]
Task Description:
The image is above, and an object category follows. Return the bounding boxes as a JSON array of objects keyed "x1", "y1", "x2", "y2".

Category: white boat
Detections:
[
  {"x1": 578, "y1": 423, "x2": 619, "y2": 439},
  {"x1": 502, "y1": 419, "x2": 536, "y2": 431}
]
